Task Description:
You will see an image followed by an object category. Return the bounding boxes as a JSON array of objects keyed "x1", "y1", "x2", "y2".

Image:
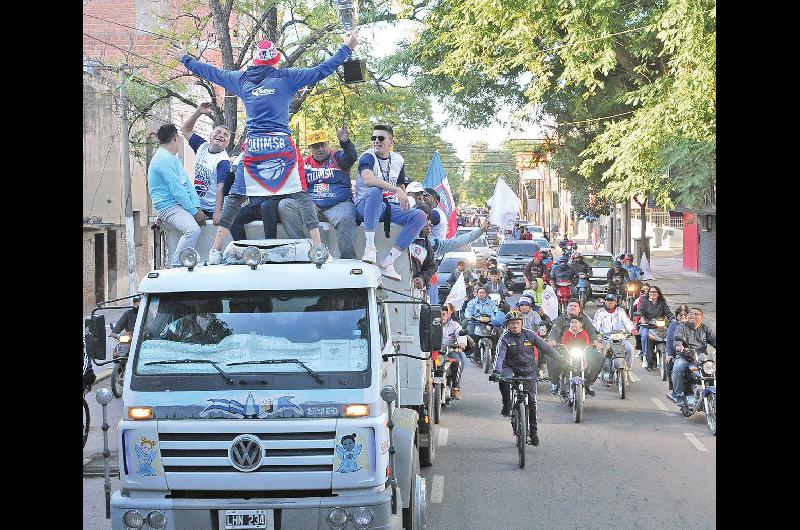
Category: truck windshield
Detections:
[{"x1": 134, "y1": 289, "x2": 369, "y2": 379}]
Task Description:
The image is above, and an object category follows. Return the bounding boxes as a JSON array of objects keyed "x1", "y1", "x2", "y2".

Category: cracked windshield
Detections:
[{"x1": 135, "y1": 289, "x2": 369, "y2": 375}]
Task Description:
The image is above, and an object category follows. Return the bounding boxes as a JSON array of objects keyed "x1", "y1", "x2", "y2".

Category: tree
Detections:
[{"x1": 397, "y1": 0, "x2": 716, "y2": 209}]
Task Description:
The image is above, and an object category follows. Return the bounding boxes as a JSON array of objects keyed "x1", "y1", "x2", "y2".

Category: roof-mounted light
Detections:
[
  {"x1": 309, "y1": 244, "x2": 329, "y2": 268},
  {"x1": 179, "y1": 248, "x2": 199, "y2": 270},
  {"x1": 242, "y1": 246, "x2": 261, "y2": 269}
]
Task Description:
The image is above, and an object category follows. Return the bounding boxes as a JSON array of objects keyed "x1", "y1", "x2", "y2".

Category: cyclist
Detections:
[{"x1": 490, "y1": 310, "x2": 565, "y2": 446}]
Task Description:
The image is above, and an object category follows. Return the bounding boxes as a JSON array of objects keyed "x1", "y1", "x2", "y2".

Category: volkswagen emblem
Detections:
[{"x1": 229, "y1": 434, "x2": 263, "y2": 472}]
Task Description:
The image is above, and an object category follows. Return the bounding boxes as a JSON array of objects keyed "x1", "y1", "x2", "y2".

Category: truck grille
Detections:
[{"x1": 158, "y1": 424, "x2": 336, "y2": 478}]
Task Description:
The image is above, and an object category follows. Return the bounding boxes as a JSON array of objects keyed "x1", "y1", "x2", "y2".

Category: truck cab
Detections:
[{"x1": 90, "y1": 223, "x2": 439, "y2": 530}]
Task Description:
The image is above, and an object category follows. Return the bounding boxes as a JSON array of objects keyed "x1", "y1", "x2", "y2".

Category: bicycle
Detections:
[{"x1": 490, "y1": 373, "x2": 533, "y2": 468}]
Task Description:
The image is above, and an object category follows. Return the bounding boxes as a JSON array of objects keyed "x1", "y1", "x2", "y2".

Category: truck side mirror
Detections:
[
  {"x1": 85, "y1": 315, "x2": 107, "y2": 360},
  {"x1": 418, "y1": 304, "x2": 443, "y2": 353}
]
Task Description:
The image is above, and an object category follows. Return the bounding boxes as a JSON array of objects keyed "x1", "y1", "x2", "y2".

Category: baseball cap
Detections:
[
  {"x1": 406, "y1": 182, "x2": 425, "y2": 194},
  {"x1": 306, "y1": 130, "x2": 329, "y2": 146},
  {"x1": 424, "y1": 187, "x2": 441, "y2": 204}
]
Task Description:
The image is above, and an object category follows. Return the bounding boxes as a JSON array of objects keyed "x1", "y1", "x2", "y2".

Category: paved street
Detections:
[{"x1": 82, "y1": 251, "x2": 715, "y2": 529}]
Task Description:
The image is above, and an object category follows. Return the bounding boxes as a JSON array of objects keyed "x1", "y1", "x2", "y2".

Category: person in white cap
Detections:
[{"x1": 174, "y1": 33, "x2": 358, "y2": 263}]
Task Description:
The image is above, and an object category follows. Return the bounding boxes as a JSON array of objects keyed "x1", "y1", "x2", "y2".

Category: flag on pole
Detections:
[
  {"x1": 423, "y1": 151, "x2": 458, "y2": 238},
  {"x1": 488, "y1": 178, "x2": 520, "y2": 230},
  {"x1": 445, "y1": 273, "x2": 467, "y2": 311}
]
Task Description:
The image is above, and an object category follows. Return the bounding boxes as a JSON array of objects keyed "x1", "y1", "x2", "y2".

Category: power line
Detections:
[{"x1": 83, "y1": 12, "x2": 179, "y2": 43}]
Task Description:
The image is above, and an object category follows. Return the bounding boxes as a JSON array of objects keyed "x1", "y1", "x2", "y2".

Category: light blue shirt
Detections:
[
  {"x1": 622, "y1": 264, "x2": 642, "y2": 280},
  {"x1": 465, "y1": 296, "x2": 498, "y2": 320},
  {"x1": 147, "y1": 147, "x2": 201, "y2": 213}
]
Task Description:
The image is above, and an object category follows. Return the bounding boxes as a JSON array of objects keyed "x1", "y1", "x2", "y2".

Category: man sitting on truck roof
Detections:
[
  {"x1": 355, "y1": 124, "x2": 428, "y2": 281},
  {"x1": 279, "y1": 124, "x2": 359, "y2": 258}
]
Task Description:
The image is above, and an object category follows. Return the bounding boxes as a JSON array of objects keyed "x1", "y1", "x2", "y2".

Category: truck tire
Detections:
[
  {"x1": 403, "y1": 445, "x2": 421, "y2": 530},
  {"x1": 419, "y1": 379, "x2": 436, "y2": 467}
]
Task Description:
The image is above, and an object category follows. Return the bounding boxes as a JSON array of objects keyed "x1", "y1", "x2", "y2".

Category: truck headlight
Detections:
[
  {"x1": 343, "y1": 404, "x2": 370, "y2": 417},
  {"x1": 353, "y1": 507, "x2": 374, "y2": 529},
  {"x1": 702, "y1": 361, "x2": 716, "y2": 375},
  {"x1": 146, "y1": 511, "x2": 167, "y2": 529},
  {"x1": 242, "y1": 246, "x2": 261, "y2": 268},
  {"x1": 179, "y1": 248, "x2": 199, "y2": 270},
  {"x1": 123, "y1": 510, "x2": 144, "y2": 528},
  {"x1": 327, "y1": 508, "x2": 348, "y2": 529},
  {"x1": 309, "y1": 244, "x2": 329, "y2": 267}
]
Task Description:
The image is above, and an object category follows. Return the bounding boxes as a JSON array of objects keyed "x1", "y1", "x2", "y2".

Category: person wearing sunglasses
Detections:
[
  {"x1": 278, "y1": 124, "x2": 359, "y2": 258},
  {"x1": 355, "y1": 124, "x2": 427, "y2": 281},
  {"x1": 174, "y1": 33, "x2": 359, "y2": 264}
]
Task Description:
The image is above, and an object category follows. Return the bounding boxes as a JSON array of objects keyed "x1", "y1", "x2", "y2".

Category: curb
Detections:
[{"x1": 95, "y1": 368, "x2": 113, "y2": 382}]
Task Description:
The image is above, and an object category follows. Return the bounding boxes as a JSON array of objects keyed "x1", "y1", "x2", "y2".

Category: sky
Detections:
[{"x1": 361, "y1": 20, "x2": 545, "y2": 162}]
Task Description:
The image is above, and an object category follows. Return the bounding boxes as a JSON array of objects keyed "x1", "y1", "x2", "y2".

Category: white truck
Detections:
[{"x1": 86, "y1": 222, "x2": 442, "y2": 530}]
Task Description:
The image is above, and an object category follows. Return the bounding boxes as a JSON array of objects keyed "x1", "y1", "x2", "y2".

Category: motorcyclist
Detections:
[
  {"x1": 111, "y1": 296, "x2": 141, "y2": 338},
  {"x1": 540, "y1": 248, "x2": 554, "y2": 268},
  {"x1": 464, "y1": 285, "x2": 499, "y2": 338},
  {"x1": 638, "y1": 285, "x2": 673, "y2": 371},
  {"x1": 665, "y1": 305, "x2": 690, "y2": 391},
  {"x1": 606, "y1": 260, "x2": 630, "y2": 299},
  {"x1": 547, "y1": 299, "x2": 602, "y2": 396},
  {"x1": 672, "y1": 307, "x2": 717, "y2": 407},
  {"x1": 570, "y1": 252, "x2": 592, "y2": 277},
  {"x1": 516, "y1": 295, "x2": 551, "y2": 332},
  {"x1": 523, "y1": 252, "x2": 550, "y2": 288},
  {"x1": 592, "y1": 294, "x2": 639, "y2": 383},
  {"x1": 490, "y1": 310, "x2": 565, "y2": 446},
  {"x1": 440, "y1": 303, "x2": 470, "y2": 400},
  {"x1": 483, "y1": 267, "x2": 510, "y2": 302},
  {"x1": 549, "y1": 256, "x2": 578, "y2": 298},
  {"x1": 558, "y1": 234, "x2": 576, "y2": 254},
  {"x1": 621, "y1": 253, "x2": 643, "y2": 280}
]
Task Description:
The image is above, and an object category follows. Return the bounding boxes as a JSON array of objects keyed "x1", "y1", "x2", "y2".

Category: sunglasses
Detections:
[{"x1": 371, "y1": 135, "x2": 388, "y2": 142}]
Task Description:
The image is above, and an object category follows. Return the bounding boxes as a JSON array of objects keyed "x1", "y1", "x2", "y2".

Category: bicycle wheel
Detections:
[
  {"x1": 516, "y1": 400, "x2": 527, "y2": 468},
  {"x1": 83, "y1": 397, "x2": 90, "y2": 448}
]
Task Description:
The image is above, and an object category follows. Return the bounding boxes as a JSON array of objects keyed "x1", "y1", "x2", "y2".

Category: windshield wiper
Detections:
[
  {"x1": 145, "y1": 359, "x2": 234, "y2": 384},
  {"x1": 227, "y1": 359, "x2": 324, "y2": 384}
]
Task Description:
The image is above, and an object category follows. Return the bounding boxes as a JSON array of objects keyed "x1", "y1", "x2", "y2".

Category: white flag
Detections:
[
  {"x1": 640, "y1": 253, "x2": 655, "y2": 280},
  {"x1": 488, "y1": 178, "x2": 520, "y2": 231},
  {"x1": 445, "y1": 273, "x2": 467, "y2": 311},
  {"x1": 541, "y1": 285, "x2": 559, "y2": 320}
]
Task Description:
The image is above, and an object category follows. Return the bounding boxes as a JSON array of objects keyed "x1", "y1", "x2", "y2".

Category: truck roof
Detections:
[{"x1": 139, "y1": 259, "x2": 383, "y2": 294}]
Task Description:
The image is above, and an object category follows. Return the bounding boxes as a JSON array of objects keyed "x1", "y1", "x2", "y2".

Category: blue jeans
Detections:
[
  {"x1": 639, "y1": 324, "x2": 649, "y2": 362},
  {"x1": 671, "y1": 357, "x2": 691, "y2": 398},
  {"x1": 427, "y1": 285, "x2": 439, "y2": 305},
  {"x1": 446, "y1": 350, "x2": 468, "y2": 388},
  {"x1": 355, "y1": 187, "x2": 428, "y2": 250},
  {"x1": 230, "y1": 196, "x2": 281, "y2": 240}
]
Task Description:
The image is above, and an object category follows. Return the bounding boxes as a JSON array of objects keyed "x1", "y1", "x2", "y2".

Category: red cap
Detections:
[{"x1": 254, "y1": 40, "x2": 281, "y2": 66}]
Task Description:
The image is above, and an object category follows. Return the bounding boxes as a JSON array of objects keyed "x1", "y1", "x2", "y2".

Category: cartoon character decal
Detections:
[
  {"x1": 335, "y1": 433, "x2": 363, "y2": 474},
  {"x1": 200, "y1": 393, "x2": 305, "y2": 419},
  {"x1": 134, "y1": 436, "x2": 158, "y2": 476}
]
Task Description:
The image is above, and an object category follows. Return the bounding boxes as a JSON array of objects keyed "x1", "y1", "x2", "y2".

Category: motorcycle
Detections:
[
  {"x1": 559, "y1": 240, "x2": 577, "y2": 261},
  {"x1": 576, "y1": 273, "x2": 591, "y2": 308},
  {"x1": 432, "y1": 336, "x2": 467, "y2": 424},
  {"x1": 557, "y1": 344, "x2": 588, "y2": 423},
  {"x1": 554, "y1": 280, "x2": 573, "y2": 315},
  {"x1": 668, "y1": 348, "x2": 717, "y2": 436},
  {"x1": 641, "y1": 317, "x2": 669, "y2": 379},
  {"x1": 110, "y1": 326, "x2": 132, "y2": 399},
  {"x1": 598, "y1": 330, "x2": 632, "y2": 399},
  {"x1": 471, "y1": 314, "x2": 497, "y2": 374}
]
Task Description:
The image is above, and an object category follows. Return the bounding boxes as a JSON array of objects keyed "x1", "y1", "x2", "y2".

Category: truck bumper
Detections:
[{"x1": 110, "y1": 488, "x2": 401, "y2": 530}]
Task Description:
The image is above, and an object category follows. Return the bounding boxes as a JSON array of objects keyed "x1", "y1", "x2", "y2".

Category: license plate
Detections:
[{"x1": 223, "y1": 510, "x2": 273, "y2": 530}]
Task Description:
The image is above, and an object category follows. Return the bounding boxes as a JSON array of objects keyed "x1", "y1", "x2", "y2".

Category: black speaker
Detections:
[{"x1": 342, "y1": 58, "x2": 367, "y2": 84}]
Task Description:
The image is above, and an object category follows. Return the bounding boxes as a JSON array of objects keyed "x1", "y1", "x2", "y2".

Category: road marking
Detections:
[
  {"x1": 438, "y1": 427, "x2": 449, "y2": 446},
  {"x1": 430, "y1": 475, "x2": 444, "y2": 503},
  {"x1": 683, "y1": 432, "x2": 708, "y2": 452},
  {"x1": 651, "y1": 397, "x2": 669, "y2": 411}
]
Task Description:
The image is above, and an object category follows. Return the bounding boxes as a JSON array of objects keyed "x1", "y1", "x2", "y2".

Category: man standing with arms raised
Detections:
[{"x1": 355, "y1": 124, "x2": 427, "y2": 280}]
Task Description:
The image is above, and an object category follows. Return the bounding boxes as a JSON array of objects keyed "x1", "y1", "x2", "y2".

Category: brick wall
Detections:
[{"x1": 698, "y1": 216, "x2": 716, "y2": 277}]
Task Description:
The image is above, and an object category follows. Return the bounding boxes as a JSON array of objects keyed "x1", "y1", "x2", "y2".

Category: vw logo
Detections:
[{"x1": 229, "y1": 434, "x2": 263, "y2": 472}]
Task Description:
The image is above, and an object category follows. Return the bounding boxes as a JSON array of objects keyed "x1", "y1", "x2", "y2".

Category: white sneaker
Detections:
[
  {"x1": 208, "y1": 248, "x2": 223, "y2": 265},
  {"x1": 362, "y1": 245, "x2": 377, "y2": 264},
  {"x1": 642, "y1": 358, "x2": 648, "y2": 369},
  {"x1": 380, "y1": 262, "x2": 402, "y2": 281}
]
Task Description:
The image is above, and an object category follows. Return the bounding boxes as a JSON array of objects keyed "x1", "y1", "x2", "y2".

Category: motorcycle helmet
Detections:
[
  {"x1": 504, "y1": 310, "x2": 523, "y2": 324},
  {"x1": 557, "y1": 256, "x2": 567, "y2": 265},
  {"x1": 517, "y1": 296, "x2": 533, "y2": 307},
  {"x1": 613, "y1": 260, "x2": 622, "y2": 268}
]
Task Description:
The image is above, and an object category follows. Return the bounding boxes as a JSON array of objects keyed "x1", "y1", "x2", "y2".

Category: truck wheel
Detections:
[
  {"x1": 111, "y1": 362, "x2": 125, "y2": 398},
  {"x1": 433, "y1": 383, "x2": 442, "y2": 425},
  {"x1": 403, "y1": 445, "x2": 421, "y2": 530}
]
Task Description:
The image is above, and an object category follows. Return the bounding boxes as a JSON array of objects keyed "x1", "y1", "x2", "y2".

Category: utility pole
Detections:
[{"x1": 119, "y1": 66, "x2": 138, "y2": 297}]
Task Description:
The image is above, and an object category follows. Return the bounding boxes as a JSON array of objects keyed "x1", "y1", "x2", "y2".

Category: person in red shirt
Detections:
[
  {"x1": 520, "y1": 227, "x2": 533, "y2": 240},
  {"x1": 561, "y1": 316, "x2": 591, "y2": 348}
]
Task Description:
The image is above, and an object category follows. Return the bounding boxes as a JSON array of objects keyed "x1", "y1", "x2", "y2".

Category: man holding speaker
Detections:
[{"x1": 174, "y1": 32, "x2": 358, "y2": 263}]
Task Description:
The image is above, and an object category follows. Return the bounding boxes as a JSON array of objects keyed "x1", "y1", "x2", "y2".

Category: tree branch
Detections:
[{"x1": 284, "y1": 23, "x2": 340, "y2": 67}]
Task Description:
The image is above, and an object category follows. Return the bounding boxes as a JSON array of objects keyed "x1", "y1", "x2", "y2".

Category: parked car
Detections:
[
  {"x1": 533, "y1": 237, "x2": 551, "y2": 254},
  {"x1": 580, "y1": 251, "x2": 615, "y2": 296},
  {"x1": 486, "y1": 225, "x2": 503, "y2": 246},
  {"x1": 436, "y1": 251, "x2": 477, "y2": 303},
  {"x1": 524, "y1": 224, "x2": 545, "y2": 238},
  {"x1": 495, "y1": 240, "x2": 540, "y2": 291}
]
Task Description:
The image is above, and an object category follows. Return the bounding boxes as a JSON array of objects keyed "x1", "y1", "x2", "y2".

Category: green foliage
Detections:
[{"x1": 401, "y1": 0, "x2": 716, "y2": 210}]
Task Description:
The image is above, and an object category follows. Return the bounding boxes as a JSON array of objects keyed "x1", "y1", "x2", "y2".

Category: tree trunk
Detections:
[{"x1": 633, "y1": 195, "x2": 650, "y2": 265}]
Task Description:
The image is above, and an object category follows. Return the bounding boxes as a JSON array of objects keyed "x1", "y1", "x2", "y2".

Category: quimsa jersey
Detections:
[
  {"x1": 354, "y1": 149, "x2": 409, "y2": 204},
  {"x1": 189, "y1": 134, "x2": 230, "y2": 211},
  {"x1": 304, "y1": 143, "x2": 356, "y2": 208}
]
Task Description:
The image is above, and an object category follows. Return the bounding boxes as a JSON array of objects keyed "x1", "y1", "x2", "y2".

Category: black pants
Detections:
[
  {"x1": 230, "y1": 196, "x2": 282, "y2": 240},
  {"x1": 499, "y1": 370, "x2": 538, "y2": 433}
]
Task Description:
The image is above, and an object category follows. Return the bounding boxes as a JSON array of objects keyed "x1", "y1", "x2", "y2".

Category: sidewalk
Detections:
[{"x1": 647, "y1": 248, "x2": 716, "y2": 329}]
